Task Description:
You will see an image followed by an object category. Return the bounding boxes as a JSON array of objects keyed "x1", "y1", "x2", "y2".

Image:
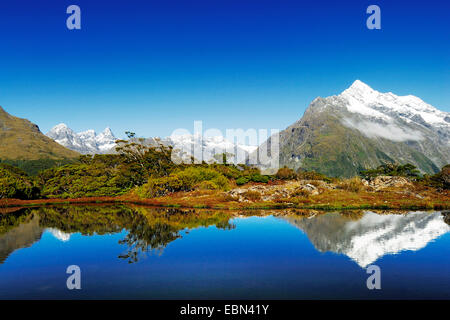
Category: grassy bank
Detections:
[{"x1": 1, "y1": 185, "x2": 448, "y2": 211}]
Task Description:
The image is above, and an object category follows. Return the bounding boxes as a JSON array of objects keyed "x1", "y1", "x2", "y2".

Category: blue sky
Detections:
[{"x1": 0, "y1": 0, "x2": 448, "y2": 138}]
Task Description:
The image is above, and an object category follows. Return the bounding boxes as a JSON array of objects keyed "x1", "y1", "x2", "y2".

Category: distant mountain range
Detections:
[
  {"x1": 46, "y1": 124, "x2": 258, "y2": 161},
  {"x1": 163, "y1": 134, "x2": 258, "y2": 163},
  {"x1": 0, "y1": 106, "x2": 79, "y2": 160},
  {"x1": 257, "y1": 80, "x2": 450, "y2": 177},
  {"x1": 46, "y1": 123, "x2": 117, "y2": 154}
]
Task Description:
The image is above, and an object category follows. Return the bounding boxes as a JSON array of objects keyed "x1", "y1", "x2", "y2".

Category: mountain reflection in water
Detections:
[
  {"x1": 0, "y1": 206, "x2": 448, "y2": 267},
  {"x1": 283, "y1": 211, "x2": 450, "y2": 267}
]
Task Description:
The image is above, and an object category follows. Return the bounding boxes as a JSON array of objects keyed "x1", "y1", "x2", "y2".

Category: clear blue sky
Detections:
[{"x1": 0, "y1": 0, "x2": 448, "y2": 138}]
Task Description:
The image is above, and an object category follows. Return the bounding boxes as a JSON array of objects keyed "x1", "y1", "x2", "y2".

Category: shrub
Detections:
[
  {"x1": 138, "y1": 176, "x2": 184, "y2": 198},
  {"x1": 210, "y1": 174, "x2": 231, "y2": 190},
  {"x1": 359, "y1": 163, "x2": 421, "y2": 180},
  {"x1": 174, "y1": 167, "x2": 230, "y2": 190},
  {"x1": 296, "y1": 168, "x2": 331, "y2": 181},
  {"x1": 337, "y1": 177, "x2": 365, "y2": 193},
  {"x1": 138, "y1": 166, "x2": 230, "y2": 198},
  {"x1": 218, "y1": 193, "x2": 239, "y2": 202},
  {"x1": 236, "y1": 176, "x2": 249, "y2": 185},
  {"x1": 195, "y1": 181, "x2": 219, "y2": 190},
  {"x1": 38, "y1": 160, "x2": 133, "y2": 198},
  {"x1": 243, "y1": 190, "x2": 261, "y2": 201},
  {"x1": 235, "y1": 173, "x2": 270, "y2": 185},
  {"x1": 209, "y1": 164, "x2": 242, "y2": 179},
  {"x1": 419, "y1": 164, "x2": 450, "y2": 190},
  {"x1": 0, "y1": 164, "x2": 40, "y2": 199},
  {"x1": 292, "y1": 188, "x2": 310, "y2": 197},
  {"x1": 249, "y1": 174, "x2": 270, "y2": 183},
  {"x1": 275, "y1": 167, "x2": 297, "y2": 180}
]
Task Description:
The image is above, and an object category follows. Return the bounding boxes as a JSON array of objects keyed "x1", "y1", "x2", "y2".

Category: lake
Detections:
[{"x1": 0, "y1": 205, "x2": 449, "y2": 299}]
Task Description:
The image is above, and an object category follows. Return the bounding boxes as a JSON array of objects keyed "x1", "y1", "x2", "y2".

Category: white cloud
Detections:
[{"x1": 342, "y1": 118, "x2": 424, "y2": 142}]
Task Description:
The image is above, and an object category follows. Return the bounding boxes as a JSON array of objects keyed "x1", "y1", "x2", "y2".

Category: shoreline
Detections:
[{"x1": 1, "y1": 193, "x2": 448, "y2": 211}]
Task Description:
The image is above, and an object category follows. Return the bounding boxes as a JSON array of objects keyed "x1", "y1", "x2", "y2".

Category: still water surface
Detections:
[{"x1": 0, "y1": 205, "x2": 449, "y2": 299}]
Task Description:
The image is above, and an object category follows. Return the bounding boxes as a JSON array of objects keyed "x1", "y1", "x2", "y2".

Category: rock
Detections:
[
  {"x1": 442, "y1": 211, "x2": 450, "y2": 226},
  {"x1": 226, "y1": 180, "x2": 325, "y2": 202},
  {"x1": 297, "y1": 184, "x2": 319, "y2": 196},
  {"x1": 368, "y1": 176, "x2": 413, "y2": 191}
]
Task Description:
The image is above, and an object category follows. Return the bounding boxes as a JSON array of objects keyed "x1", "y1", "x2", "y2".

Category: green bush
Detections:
[
  {"x1": 250, "y1": 174, "x2": 269, "y2": 183},
  {"x1": 196, "y1": 180, "x2": 219, "y2": 190},
  {"x1": 0, "y1": 164, "x2": 40, "y2": 199},
  {"x1": 209, "y1": 164, "x2": 242, "y2": 179},
  {"x1": 235, "y1": 172, "x2": 269, "y2": 185},
  {"x1": 138, "y1": 166, "x2": 230, "y2": 198},
  {"x1": 419, "y1": 165, "x2": 450, "y2": 190},
  {"x1": 359, "y1": 163, "x2": 421, "y2": 180},
  {"x1": 38, "y1": 158, "x2": 135, "y2": 198},
  {"x1": 236, "y1": 176, "x2": 249, "y2": 185}
]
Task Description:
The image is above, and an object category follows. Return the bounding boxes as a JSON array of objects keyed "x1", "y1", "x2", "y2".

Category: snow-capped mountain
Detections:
[
  {"x1": 283, "y1": 211, "x2": 450, "y2": 268},
  {"x1": 123, "y1": 134, "x2": 258, "y2": 164},
  {"x1": 339, "y1": 80, "x2": 449, "y2": 141},
  {"x1": 46, "y1": 123, "x2": 117, "y2": 154},
  {"x1": 47, "y1": 123, "x2": 257, "y2": 161},
  {"x1": 169, "y1": 133, "x2": 258, "y2": 164},
  {"x1": 258, "y1": 80, "x2": 450, "y2": 177}
]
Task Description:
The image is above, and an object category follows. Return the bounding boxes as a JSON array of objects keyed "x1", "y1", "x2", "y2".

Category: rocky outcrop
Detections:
[
  {"x1": 227, "y1": 180, "x2": 327, "y2": 202},
  {"x1": 362, "y1": 175, "x2": 413, "y2": 191}
]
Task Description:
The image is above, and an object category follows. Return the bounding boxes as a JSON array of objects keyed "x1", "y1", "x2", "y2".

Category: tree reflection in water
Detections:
[{"x1": 0, "y1": 205, "x2": 236, "y2": 264}]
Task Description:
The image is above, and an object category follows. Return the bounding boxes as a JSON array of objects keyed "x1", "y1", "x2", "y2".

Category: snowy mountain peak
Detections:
[
  {"x1": 51, "y1": 123, "x2": 73, "y2": 133},
  {"x1": 346, "y1": 80, "x2": 375, "y2": 95},
  {"x1": 337, "y1": 80, "x2": 450, "y2": 129},
  {"x1": 47, "y1": 124, "x2": 117, "y2": 154},
  {"x1": 102, "y1": 127, "x2": 114, "y2": 135},
  {"x1": 98, "y1": 127, "x2": 116, "y2": 140},
  {"x1": 341, "y1": 80, "x2": 380, "y2": 104},
  {"x1": 53, "y1": 123, "x2": 69, "y2": 129}
]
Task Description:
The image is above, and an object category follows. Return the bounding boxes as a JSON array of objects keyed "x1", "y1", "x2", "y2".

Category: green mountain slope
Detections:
[{"x1": 278, "y1": 103, "x2": 439, "y2": 177}]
